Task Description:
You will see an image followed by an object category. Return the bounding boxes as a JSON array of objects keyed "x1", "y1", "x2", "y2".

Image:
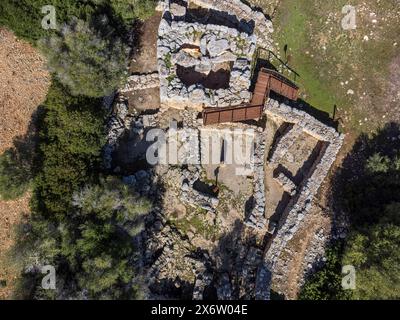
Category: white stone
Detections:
[{"x1": 207, "y1": 38, "x2": 230, "y2": 57}]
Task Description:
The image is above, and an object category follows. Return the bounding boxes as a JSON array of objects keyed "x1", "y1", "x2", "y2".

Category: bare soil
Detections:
[
  {"x1": 128, "y1": 13, "x2": 162, "y2": 111},
  {"x1": 279, "y1": 132, "x2": 320, "y2": 184},
  {"x1": 129, "y1": 13, "x2": 162, "y2": 74},
  {"x1": 0, "y1": 28, "x2": 50, "y2": 299},
  {"x1": 0, "y1": 28, "x2": 50, "y2": 154}
]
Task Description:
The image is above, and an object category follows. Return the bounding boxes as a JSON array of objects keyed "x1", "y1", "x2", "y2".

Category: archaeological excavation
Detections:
[{"x1": 102, "y1": 0, "x2": 344, "y2": 300}]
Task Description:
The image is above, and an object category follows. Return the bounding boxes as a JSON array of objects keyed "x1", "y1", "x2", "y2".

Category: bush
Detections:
[
  {"x1": 19, "y1": 176, "x2": 151, "y2": 299},
  {"x1": 109, "y1": 0, "x2": 157, "y2": 22},
  {"x1": 299, "y1": 245, "x2": 351, "y2": 300},
  {"x1": 0, "y1": 0, "x2": 97, "y2": 43},
  {"x1": 39, "y1": 17, "x2": 129, "y2": 97},
  {"x1": 343, "y1": 204, "x2": 400, "y2": 300},
  {"x1": 0, "y1": 147, "x2": 33, "y2": 200},
  {"x1": 70, "y1": 177, "x2": 151, "y2": 297},
  {"x1": 34, "y1": 80, "x2": 106, "y2": 215}
]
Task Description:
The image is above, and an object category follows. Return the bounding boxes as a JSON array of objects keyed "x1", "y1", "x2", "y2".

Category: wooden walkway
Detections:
[{"x1": 202, "y1": 68, "x2": 299, "y2": 126}]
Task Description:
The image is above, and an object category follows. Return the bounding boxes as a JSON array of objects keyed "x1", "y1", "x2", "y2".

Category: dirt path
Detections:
[{"x1": 0, "y1": 28, "x2": 50, "y2": 299}]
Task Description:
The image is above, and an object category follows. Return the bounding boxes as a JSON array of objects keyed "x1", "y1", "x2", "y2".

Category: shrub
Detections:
[
  {"x1": 342, "y1": 204, "x2": 400, "y2": 300},
  {"x1": 0, "y1": 147, "x2": 33, "y2": 200},
  {"x1": 108, "y1": 0, "x2": 157, "y2": 22},
  {"x1": 299, "y1": 245, "x2": 351, "y2": 300},
  {"x1": 39, "y1": 17, "x2": 129, "y2": 97},
  {"x1": 0, "y1": 0, "x2": 97, "y2": 42},
  {"x1": 34, "y1": 80, "x2": 106, "y2": 215}
]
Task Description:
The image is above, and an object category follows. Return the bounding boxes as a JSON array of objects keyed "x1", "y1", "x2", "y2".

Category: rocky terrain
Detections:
[{"x1": 102, "y1": 0, "x2": 344, "y2": 300}]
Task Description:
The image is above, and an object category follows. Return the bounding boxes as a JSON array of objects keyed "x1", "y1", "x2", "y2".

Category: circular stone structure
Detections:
[{"x1": 157, "y1": 3, "x2": 257, "y2": 110}]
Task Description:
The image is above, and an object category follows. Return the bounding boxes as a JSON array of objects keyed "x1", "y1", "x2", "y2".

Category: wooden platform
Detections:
[{"x1": 202, "y1": 68, "x2": 299, "y2": 126}]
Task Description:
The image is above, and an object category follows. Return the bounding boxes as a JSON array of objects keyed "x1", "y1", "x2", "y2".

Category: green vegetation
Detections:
[
  {"x1": 0, "y1": 1, "x2": 157, "y2": 299},
  {"x1": 7, "y1": 81, "x2": 151, "y2": 299},
  {"x1": 164, "y1": 53, "x2": 173, "y2": 69},
  {"x1": 34, "y1": 81, "x2": 106, "y2": 216},
  {"x1": 169, "y1": 207, "x2": 220, "y2": 241},
  {"x1": 0, "y1": 0, "x2": 157, "y2": 43},
  {"x1": 271, "y1": 0, "x2": 399, "y2": 125},
  {"x1": 342, "y1": 208, "x2": 400, "y2": 299},
  {"x1": 39, "y1": 17, "x2": 129, "y2": 97},
  {"x1": 0, "y1": 0, "x2": 158, "y2": 96},
  {"x1": 300, "y1": 124, "x2": 400, "y2": 300},
  {"x1": 0, "y1": 0, "x2": 98, "y2": 42},
  {"x1": 299, "y1": 245, "x2": 351, "y2": 300},
  {"x1": 272, "y1": 1, "x2": 340, "y2": 114},
  {"x1": 15, "y1": 175, "x2": 151, "y2": 299},
  {"x1": 106, "y1": 0, "x2": 158, "y2": 23},
  {"x1": 0, "y1": 146, "x2": 33, "y2": 200}
]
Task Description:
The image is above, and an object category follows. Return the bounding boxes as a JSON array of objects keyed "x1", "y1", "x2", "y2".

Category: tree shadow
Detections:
[
  {"x1": 330, "y1": 122, "x2": 400, "y2": 231},
  {"x1": 0, "y1": 107, "x2": 43, "y2": 200},
  {"x1": 300, "y1": 122, "x2": 400, "y2": 298}
]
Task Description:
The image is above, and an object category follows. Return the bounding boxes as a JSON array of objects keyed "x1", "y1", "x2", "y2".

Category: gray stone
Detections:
[
  {"x1": 173, "y1": 51, "x2": 200, "y2": 68},
  {"x1": 181, "y1": 182, "x2": 190, "y2": 192},
  {"x1": 211, "y1": 51, "x2": 237, "y2": 64},
  {"x1": 190, "y1": 88, "x2": 206, "y2": 102},
  {"x1": 200, "y1": 36, "x2": 208, "y2": 55},
  {"x1": 195, "y1": 58, "x2": 212, "y2": 75},
  {"x1": 158, "y1": 19, "x2": 171, "y2": 36},
  {"x1": 207, "y1": 38, "x2": 230, "y2": 57},
  {"x1": 170, "y1": 3, "x2": 187, "y2": 17}
]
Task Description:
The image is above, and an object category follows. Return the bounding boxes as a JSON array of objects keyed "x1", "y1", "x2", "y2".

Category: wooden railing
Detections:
[{"x1": 202, "y1": 68, "x2": 299, "y2": 125}]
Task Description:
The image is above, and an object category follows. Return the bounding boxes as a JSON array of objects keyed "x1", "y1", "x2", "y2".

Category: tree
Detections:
[
  {"x1": 342, "y1": 204, "x2": 400, "y2": 300},
  {"x1": 299, "y1": 245, "x2": 351, "y2": 300},
  {"x1": 0, "y1": 132, "x2": 37, "y2": 200},
  {"x1": 34, "y1": 81, "x2": 106, "y2": 215},
  {"x1": 39, "y1": 17, "x2": 129, "y2": 97},
  {"x1": 365, "y1": 153, "x2": 390, "y2": 174},
  {"x1": 17, "y1": 176, "x2": 151, "y2": 299},
  {"x1": 63, "y1": 177, "x2": 151, "y2": 298}
]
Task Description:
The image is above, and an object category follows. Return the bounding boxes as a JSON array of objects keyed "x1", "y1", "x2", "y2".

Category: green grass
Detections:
[
  {"x1": 169, "y1": 207, "x2": 220, "y2": 241},
  {"x1": 272, "y1": 1, "x2": 343, "y2": 115},
  {"x1": 269, "y1": 0, "x2": 400, "y2": 130}
]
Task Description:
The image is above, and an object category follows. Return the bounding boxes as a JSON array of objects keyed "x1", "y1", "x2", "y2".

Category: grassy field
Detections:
[{"x1": 253, "y1": 0, "x2": 400, "y2": 133}]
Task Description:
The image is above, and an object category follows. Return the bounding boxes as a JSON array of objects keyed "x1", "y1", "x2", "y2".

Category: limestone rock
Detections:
[{"x1": 207, "y1": 38, "x2": 230, "y2": 57}]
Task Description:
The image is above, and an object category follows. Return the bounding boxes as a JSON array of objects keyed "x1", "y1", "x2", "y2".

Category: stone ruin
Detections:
[
  {"x1": 102, "y1": 0, "x2": 345, "y2": 301},
  {"x1": 157, "y1": 0, "x2": 273, "y2": 110},
  {"x1": 253, "y1": 99, "x2": 344, "y2": 299}
]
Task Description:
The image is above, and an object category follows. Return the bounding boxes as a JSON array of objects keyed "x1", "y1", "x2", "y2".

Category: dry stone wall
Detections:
[
  {"x1": 158, "y1": 18, "x2": 255, "y2": 109},
  {"x1": 190, "y1": 0, "x2": 274, "y2": 49},
  {"x1": 255, "y1": 99, "x2": 344, "y2": 299},
  {"x1": 120, "y1": 72, "x2": 160, "y2": 93},
  {"x1": 269, "y1": 125, "x2": 303, "y2": 164},
  {"x1": 274, "y1": 173, "x2": 297, "y2": 196},
  {"x1": 245, "y1": 130, "x2": 267, "y2": 229}
]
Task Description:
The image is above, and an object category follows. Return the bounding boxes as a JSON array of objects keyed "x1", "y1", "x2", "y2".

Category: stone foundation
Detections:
[
  {"x1": 190, "y1": 0, "x2": 274, "y2": 49},
  {"x1": 120, "y1": 72, "x2": 160, "y2": 93},
  {"x1": 274, "y1": 173, "x2": 297, "y2": 196},
  {"x1": 254, "y1": 99, "x2": 345, "y2": 299}
]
